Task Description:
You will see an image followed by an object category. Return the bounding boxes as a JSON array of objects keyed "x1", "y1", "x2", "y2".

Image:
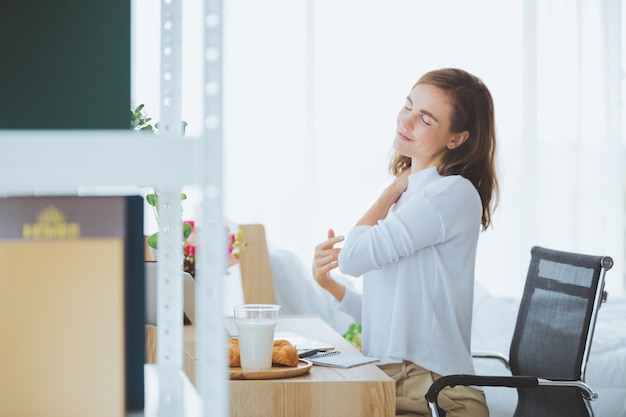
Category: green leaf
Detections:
[
  {"x1": 146, "y1": 193, "x2": 158, "y2": 206},
  {"x1": 146, "y1": 193, "x2": 186, "y2": 206},
  {"x1": 183, "y1": 223, "x2": 193, "y2": 241},
  {"x1": 147, "y1": 225, "x2": 193, "y2": 250},
  {"x1": 147, "y1": 232, "x2": 158, "y2": 249}
]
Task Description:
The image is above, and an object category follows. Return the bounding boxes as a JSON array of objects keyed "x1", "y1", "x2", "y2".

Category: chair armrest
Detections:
[
  {"x1": 425, "y1": 374, "x2": 537, "y2": 403},
  {"x1": 471, "y1": 350, "x2": 511, "y2": 369},
  {"x1": 425, "y1": 375, "x2": 598, "y2": 417},
  {"x1": 536, "y1": 378, "x2": 598, "y2": 400},
  {"x1": 425, "y1": 375, "x2": 537, "y2": 417}
]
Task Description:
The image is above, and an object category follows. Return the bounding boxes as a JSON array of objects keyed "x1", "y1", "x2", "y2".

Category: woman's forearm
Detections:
[
  {"x1": 320, "y1": 277, "x2": 346, "y2": 303},
  {"x1": 355, "y1": 176, "x2": 407, "y2": 226}
]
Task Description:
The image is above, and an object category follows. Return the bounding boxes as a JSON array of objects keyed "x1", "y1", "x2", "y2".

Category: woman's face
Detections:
[{"x1": 393, "y1": 83, "x2": 466, "y2": 171}]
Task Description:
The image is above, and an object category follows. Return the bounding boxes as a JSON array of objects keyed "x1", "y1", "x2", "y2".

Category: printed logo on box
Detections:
[{"x1": 22, "y1": 205, "x2": 81, "y2": 240}]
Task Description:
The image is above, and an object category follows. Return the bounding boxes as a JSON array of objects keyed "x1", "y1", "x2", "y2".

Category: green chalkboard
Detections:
[{"x1": 0, "y1": 0, "x2": 130, "y2": 129}]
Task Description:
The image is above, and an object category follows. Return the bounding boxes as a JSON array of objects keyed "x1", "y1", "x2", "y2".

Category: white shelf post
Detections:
[
  {"x1": 195, "y1": 1, "x2": 229, "y2": 416},
  {"x1": 157, "y1": 0, "x2": 185, "y2": 416}
]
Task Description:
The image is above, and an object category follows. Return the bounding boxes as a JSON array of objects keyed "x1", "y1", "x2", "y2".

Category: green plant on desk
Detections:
[{"x1": 343, "y1": 322, "x2": 362, "y2": 351}]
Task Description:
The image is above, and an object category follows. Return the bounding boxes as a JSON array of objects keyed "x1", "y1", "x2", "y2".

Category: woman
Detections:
[{"x1": 312, "y1": 68, "x2": 498, "y2": 417}]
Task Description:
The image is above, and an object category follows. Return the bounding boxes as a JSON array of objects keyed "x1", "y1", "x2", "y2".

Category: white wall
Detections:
[{"x1": 131, "y1": 0, "x2": 624, "y2": 297}]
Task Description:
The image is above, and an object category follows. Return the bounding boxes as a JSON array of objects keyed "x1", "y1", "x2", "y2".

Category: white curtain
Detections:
[
  {"x1": 132, "y1": 0, "x2": 624, "y2": 298},
  {"x1": 476, "y1": 0, "x2": 624, "y2": 297}
]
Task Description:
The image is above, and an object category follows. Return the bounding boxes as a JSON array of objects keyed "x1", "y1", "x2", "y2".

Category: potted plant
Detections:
[{"x1": 131, "y1": 104, "x2": 241, "y2": 269}]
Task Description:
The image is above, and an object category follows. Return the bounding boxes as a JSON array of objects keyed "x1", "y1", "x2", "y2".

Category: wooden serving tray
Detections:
[{"x1": 229, "y1": 359, "x2": 312, "y2": 380}]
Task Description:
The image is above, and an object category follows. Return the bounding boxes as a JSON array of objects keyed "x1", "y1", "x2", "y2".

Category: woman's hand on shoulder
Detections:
[
  {"x1": 355, "y1": 169, "x2": 411, "y2": 226},
  {"x1": 312, "y1": 229, "x2": 346, "y2": 302},
  {"x1": 387, "y1": 168, "x2": 411, "y2": 199}
]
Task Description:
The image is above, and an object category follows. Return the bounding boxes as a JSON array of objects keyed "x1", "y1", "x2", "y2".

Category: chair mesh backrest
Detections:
[{"x1": 509, "y1": 246, "x2": 606, "y2": 379}]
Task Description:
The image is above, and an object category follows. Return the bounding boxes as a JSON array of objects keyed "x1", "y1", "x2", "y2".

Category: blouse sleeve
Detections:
[
  {"x1": 338, "y1": 194, "x2": 444, "y2": 277},
  {"x1": 339, "y1": 182, "x2": 480, "y2": 276},
  {"x1": 333, "y1": 285, "x2": 362, "y2": 322},
  {"x1": 338, "y1": 173, "x2": 481, "y2": 278}
]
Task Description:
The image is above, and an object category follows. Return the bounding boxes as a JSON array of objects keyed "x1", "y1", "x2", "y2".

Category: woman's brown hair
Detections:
[{"x1": 389, "y1": 68, "x2": 499, "y2": 230}]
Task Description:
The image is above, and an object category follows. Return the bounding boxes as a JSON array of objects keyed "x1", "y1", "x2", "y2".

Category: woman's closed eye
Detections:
[{"x1": 421, "y1": 114, "x2": 433, "y2": 126}]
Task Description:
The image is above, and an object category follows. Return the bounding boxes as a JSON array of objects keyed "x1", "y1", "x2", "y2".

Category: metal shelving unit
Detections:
[{"x1": 0, "y1": 1, "x2": 227, "y2": 416}]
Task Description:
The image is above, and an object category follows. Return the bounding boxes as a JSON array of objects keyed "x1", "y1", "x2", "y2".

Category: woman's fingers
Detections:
[
  {"x1": 312, "y1": 230, "x2": 347, "y2": 301},
  {"x1": 313, "y1": 231, "x2": 343, "y2": 287},
  {"x1": 314, "y1": 243, "x2": 342, "y2": 268},
  {"x1": 313, "y1": 249, "x2": 341, "y2": 270},
  {"x1": 314, "y1": 260, "x2": 337, "y2": 278},
  {"x1": 314, "y1": 233, "x2": 344, "y2": 252}
]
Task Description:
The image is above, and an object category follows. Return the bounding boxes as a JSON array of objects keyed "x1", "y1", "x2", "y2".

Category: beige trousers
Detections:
[{"x1": 378, "y1": 361, "x2": 489, "y2": 417}]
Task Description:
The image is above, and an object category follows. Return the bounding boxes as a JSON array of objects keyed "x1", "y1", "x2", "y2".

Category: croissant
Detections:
[
  {"x1": 228, "y1": 338, "x2": 299, "y2": 367},
  {"x1": 272, "y1": 339, "x2": 299, "y2": 367},
  {"x1": 229, "y1": 337, "x2": 241, "y2": 367}
]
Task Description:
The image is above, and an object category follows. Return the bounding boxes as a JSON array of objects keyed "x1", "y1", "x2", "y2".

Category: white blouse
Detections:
[{"x1": 336, "y1": 166, "x2": 482, "y2": 376}]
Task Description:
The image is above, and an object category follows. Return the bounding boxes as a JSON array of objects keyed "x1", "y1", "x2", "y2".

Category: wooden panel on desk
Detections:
[
  {"x1": 238, "y1": 224, "x2": 276, "y2": 304},
  {"x1": 230, "y1": 379, "x2": 393, "y2": 417},
  {"x1": 144, "y1": 324, "x2": 196, "y2": 384},
  {"x1": 145, "y1": 325, "x2": 157, "y2": 364}
]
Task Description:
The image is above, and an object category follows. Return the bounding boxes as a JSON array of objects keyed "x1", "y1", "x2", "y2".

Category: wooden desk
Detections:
[{"x1": 149, "y1": 316, "x2": 395, "y2": 417}]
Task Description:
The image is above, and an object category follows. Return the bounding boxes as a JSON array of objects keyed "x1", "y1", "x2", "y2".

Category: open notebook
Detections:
[
  {"x1": 307, "y1": 350, "x2": 378, "y2": 368},
  {"x1": 275, "y1": 331, "x2": 335, "y2": 352}
]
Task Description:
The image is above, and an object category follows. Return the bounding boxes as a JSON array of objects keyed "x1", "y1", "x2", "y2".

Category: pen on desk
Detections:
[{"x1": 298, "y1": 349, "x2": 320, "y2": 358}]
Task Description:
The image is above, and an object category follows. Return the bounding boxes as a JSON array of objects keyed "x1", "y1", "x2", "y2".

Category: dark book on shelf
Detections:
[{"x1": 0, "y1": 195, "x2": 144, "y2": 416}]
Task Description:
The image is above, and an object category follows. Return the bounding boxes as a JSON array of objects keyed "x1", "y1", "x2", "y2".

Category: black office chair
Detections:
[{"x1": 426, "y1": 246, "x2": 613, "y2": 417}]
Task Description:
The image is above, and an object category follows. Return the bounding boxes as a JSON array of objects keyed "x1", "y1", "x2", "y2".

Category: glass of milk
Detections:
[{"x1": 233, "y1": 304, "x2": 281, "y2": 372}]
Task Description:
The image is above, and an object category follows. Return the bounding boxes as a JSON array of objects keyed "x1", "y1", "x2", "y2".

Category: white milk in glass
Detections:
[{"x1": 236, "y1": 319, "x2": 276, "y2": 371}]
